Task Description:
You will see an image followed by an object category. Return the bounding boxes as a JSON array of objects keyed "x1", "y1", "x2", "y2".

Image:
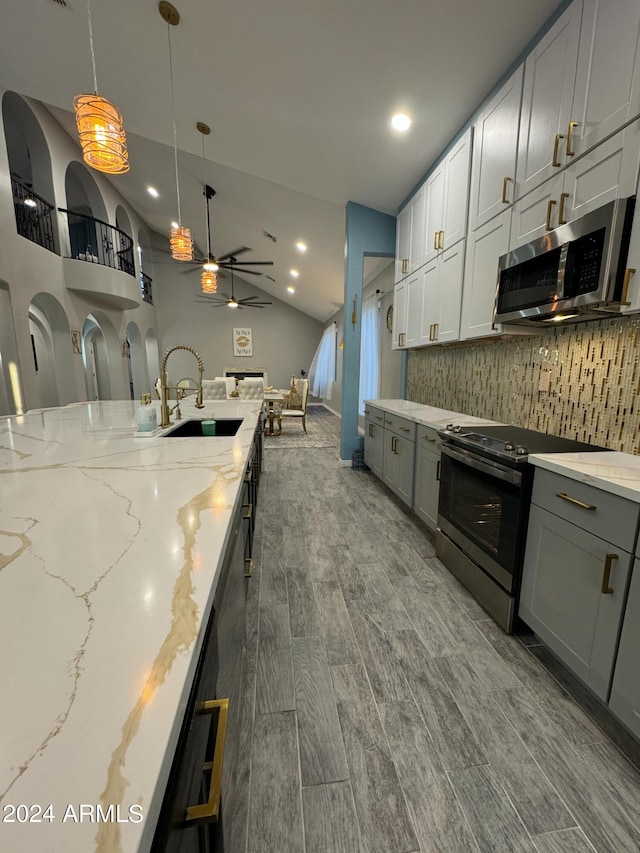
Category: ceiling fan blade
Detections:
[
  {"x1": 219, "y1": 260, "x2": 274, "y2": 266},
  {"x1": 216, "y1": 246, "x2": 252, "y2": 262},
  {"x1": 219, "y1": 266, "x2": 265, "y2": 276}
]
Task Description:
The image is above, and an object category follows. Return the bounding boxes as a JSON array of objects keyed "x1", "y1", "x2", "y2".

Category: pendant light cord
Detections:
[
  {"x1": 202, "y1": 136, "x2": 211, "y2": 258},
  {"x1": 167, "y1": 23, "x2": 182, "y2": 225},
  {"x1": 86, "y1": 0, "x2": 98, "y2": 94}
]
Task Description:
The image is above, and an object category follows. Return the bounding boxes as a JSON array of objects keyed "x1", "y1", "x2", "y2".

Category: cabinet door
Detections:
[
  {"x1": 470, "y1": 67, "x2": 523, "y2": 230},
  {"x1": 461, "y1": 209, "x2": 511, "y2": 340},
  {"x1": 395, "y1": 203, "x2": 411, "y2": 283},
  {"x1": 404, "y1": 272, "x2": 423, "y2": 348},
  {"x1": 418, "y1": 258, "x2": 439, "y2": 346},
  {"x1": 414, "y1": 441, "x2": 440, "y2": 530},
  {"x1": 364, "y1": 419, "x2": 384, "y2": 478},
  {"x1": 509, "y1": 174, "x2": 564, "y2": 249},
  {"x1": 424, "y1": 162, "x2": 446, "y2": 264},
  {"x1": 516, "y1": 2, "x2": 583, "y2": 197},
  {"x1": 560, "y1": 124, "x2": 640, "y2": 224},
  {"x1": 519, "y1": 504, "x2": 632, "y2": 701},
  {"x1": 435, "y1": 240, "x2": 465, "y2": 344},
  {"x1": 442, "y1": 128, "x2": 472, "y2": 250},
  {"x1": 571, "y1": 0, "x2": 640, "y2": 157},
  {"x1": 392, "y1": 279, "x2": 408, "y2": 349},
  {"x1": 409, "y1": 184, "x2": 426, "y2": 273},
  {"x1": 609, "y1": 560, "x2": 640, "y2": 739}
]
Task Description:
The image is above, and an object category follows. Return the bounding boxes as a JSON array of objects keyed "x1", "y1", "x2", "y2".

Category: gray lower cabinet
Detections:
[
  {"x1": 364, "y1": 416, "x2": 384, "y2": 478},
  {"x1": 363, "y1": 406, "x2": 416, "y2": 507},
  {"x1": 413, "y1": 426, "x2": 441, "y2": 530},
  {"x1": 609, "y1": 560, "x2": 640, "y2": 739},
  {"x1": 520, "y1": 468, "x2": 638, "y2": 702}
]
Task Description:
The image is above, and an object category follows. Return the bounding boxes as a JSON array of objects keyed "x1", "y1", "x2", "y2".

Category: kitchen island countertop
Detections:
[{"x1": 0, "y1": 399, "x2": 262, "y2": 853}]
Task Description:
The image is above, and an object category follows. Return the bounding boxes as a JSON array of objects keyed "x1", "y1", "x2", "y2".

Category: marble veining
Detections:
[
  {"x1": 529, "y1": 450, "x2": 640, "y2": 502},
  {"x1": 0, "y1": 400, "x2": 262, "y2": 853}
]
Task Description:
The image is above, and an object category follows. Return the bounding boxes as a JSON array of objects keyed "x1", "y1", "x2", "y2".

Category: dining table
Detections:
[{"x1": 263, "y1": 390, "x2": 286, "y2": 435}]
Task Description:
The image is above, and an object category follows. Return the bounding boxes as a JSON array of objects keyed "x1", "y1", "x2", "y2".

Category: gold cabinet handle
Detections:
[
  {"x1": 185, "y1": 698, "x2": 229, "y2": 823},
  {"x1": 434, "y1": 231, "x2": 439, "y2": 250},
  {"x1": 400, "y1": 426, "x2": 411, "y2": 432},
  {"x1": 439, "y1": 230, "x2": 445, "y2": 250},
  {"x1": 422, "y1": 434, "x2": 436, "y2": 441},
  {"x1": 433, "y1": 323, "x2": 439, "y2": 340},
  {"x1": 368, "y1": 423, "x2": 373, "y2": 437},
  {"x1": 436, "y1": 459, "x2": 441, "y2": 481},
  {"x1": 375, "y1": 415, "x2": 383, "y2": 421},
  {"x1": 390, "y1": 436, "x2": 398, "y2": 453},
  {"x1": 558, "y1": 192, "x2": 570, "y2": 225},
  {"x1": 552, "y1": 133, "x2": 565, "y2": 167},
  {"x1": 566, "y1": 121, "x2": 578, "y2": 157},
  {"x1": 621, "y1": 268, "x2": 636, "y2": 306},
  {"x1": 244, "y1": 557, "x2": 254, "y2": 578},
  {"x1": 546, "y1": 199, "x2": 557, "y2": 231},
  {"x1": 243, "y1": 503, "x2": 253, "y2": 521},
  {"x1": 402, "y1": 258, "x2": 409, "y2": 274},
  {"x1": 556, "y1": 492, "x2": 596, "y2": 511},
  {"x1": 602, "y1": 553, "x2": 618, "y2": 594},
  {"x1": 502, "y1": 176, "x2": 512, "y2": 204}
]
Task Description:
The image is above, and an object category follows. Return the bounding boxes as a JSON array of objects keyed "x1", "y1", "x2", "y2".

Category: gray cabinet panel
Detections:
[
  {"x1": 382, "y1": 430, "x2": 415, "y2": 507},
  {"x1": 532, "y1": 468, "x2": 639, "y2": 552},
  {"x1": 609, "y1": 560, "x2": 640, "y2": 738},
  {"x1": 364, "y1": 418, "x2": 384, "y2": 479},
  {"x1": 414, "y1": 441, "x2": 440, "y2": 530},
  {"x1": 520, "y1": 504, "x2": 632, "y2": 701}
]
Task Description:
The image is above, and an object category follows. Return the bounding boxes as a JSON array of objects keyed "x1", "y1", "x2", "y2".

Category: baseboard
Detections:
[{"x1": 319, "y1": 402, "x2": 341, "y2": 418}]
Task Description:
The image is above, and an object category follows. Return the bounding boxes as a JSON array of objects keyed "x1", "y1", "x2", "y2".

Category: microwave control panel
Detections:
[{"x1": 563, "y1": 228, "x2": 605, "y2": 297}]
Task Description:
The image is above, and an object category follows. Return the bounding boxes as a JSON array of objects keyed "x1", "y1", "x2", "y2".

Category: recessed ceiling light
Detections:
[
  {"x1": 391, "y1": 113, "x2": 411, "y2": 132},
  {"x1": 296, "y1": 242, "x2": 307, "y2": 253},
  {"x1": 147, "y1": 186, "x2": 159, "y2": 198},
  {"x1": 287, "y1": 286, "x2": 296, "y2": 294},
  {"x1": 290, "y1": 269, "x2": 299, "y2": 278}
]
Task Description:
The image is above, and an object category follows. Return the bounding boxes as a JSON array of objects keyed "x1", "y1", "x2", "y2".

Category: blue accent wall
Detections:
[{"x1": 340, "y1": 202, "x2": 395, "y2": 461}]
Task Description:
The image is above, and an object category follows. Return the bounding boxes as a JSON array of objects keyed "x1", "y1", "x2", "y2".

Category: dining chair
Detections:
[
  {"x1": 237, "y1": 378, "x2": 265, "y2": 400},
  {"x1": 201, "y1": 379, "x2": 228, "y2": 400},
  {"x1": 278, "y1": 377, "x2": 309, "y2": 433},
  {"x1": 215, "y1": 376, "x2": 237, "y2": 397}
]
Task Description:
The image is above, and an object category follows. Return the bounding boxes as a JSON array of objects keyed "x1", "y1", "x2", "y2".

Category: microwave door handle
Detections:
[
  {"x1": 556, "y1": 243, "x2": 570, "y2": 299},
  {"x1": 440, "y1": 444, "x2": 522, "y2": 486}
]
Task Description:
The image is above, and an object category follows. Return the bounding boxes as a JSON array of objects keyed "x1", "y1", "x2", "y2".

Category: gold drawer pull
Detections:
[
  {"x1": 434, "y1": 231, "x2": 439, "y2": 250},
  {"x1": 243, "y1": 504, "x2": 253, "y2": 520},
  {"x1": 438, "y1": 230, "x2": 445, "y2": 250},
  {"x1": 556, "y1": 492, "x2": 596, "y2": 511},
  {"x1": 402, "y1": 258, "x2": 409, "y2": 274},
  {"x1": 400, "y1": 426, "x2": 411, "y2": 432},
  {"x1": 502, "y1": 176, "x2": 512, "y2": 204},
  {"x1": 422, "y1": 434, "x2": 436, "y2": 441},
  {"x1": 552, "y1": 133, "x2": 564, "y2": 167},
  {"x1": 244, "y1": 557, "x2": 254, "y2": 578},
  {"x1": 602, "y1": 553, "x2": 617, "y2": 594},
  {"x1": 558, "y1": 192, "x2": 570, "y2": 226},
  {"x1": 186, "y1": 698, "x2": 229, "y2": 823},
  {"x1": 375, "y1": 415, "x2": 383, "y2": 420}
]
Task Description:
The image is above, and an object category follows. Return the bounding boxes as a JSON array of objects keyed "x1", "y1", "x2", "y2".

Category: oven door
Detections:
[{"x1": 437, "y1": 444, "x2": 529, "y2": 593}]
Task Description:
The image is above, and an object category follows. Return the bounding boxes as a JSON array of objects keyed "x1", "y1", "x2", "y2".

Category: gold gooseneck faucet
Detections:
[{"x1": 160, "y1": 345, "x2": 205, "y2": 427}]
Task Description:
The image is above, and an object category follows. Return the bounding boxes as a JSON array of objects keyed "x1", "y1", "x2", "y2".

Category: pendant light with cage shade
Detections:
[
  {"x1": 73, "y1": 0, "x2": 129, "y2": 174},
  {"x1": 160, "y1": 1, "x2": 194, "y2": 261},
  {"x1": 197, "y1": 123, "x2": 218, "y2": 294}
]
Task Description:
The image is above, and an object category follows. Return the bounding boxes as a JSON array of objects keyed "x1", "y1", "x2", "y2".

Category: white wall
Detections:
[{"x1": 154, "y1": 263, "x2": 323, "y2": 389}]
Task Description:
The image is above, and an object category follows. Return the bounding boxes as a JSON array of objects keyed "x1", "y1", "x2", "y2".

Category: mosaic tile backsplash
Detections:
[{"x1": 407, "y1": 315, "x2": 640, "y2": 454}]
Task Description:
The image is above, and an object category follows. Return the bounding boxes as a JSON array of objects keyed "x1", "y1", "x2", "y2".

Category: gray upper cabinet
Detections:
[
  {"x1": 516, "y1": 1, "x2": 583, "y2": 198},
  {"x1": 469, "y1": 66, "x2": 523, "y2": 231},
  {"x1": 609, "y1": 560, "x2": 640, "y2": 739},
  {"x1": 520, "y1": 468, "x2": 639, "y2": 701}
]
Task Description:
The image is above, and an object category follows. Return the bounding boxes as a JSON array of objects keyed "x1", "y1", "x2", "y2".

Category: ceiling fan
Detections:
[
  {"x1": 182, "y1": 184, "x2": 274, "y2": 279},
  {"x1": 195, "y1": 264, "x2": 272, "y2": 309}
]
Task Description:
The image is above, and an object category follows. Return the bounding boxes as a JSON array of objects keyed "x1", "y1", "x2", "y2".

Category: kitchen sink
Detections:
[{"x1": 163, "y1": 418, "x2": 243, "y2": 437}]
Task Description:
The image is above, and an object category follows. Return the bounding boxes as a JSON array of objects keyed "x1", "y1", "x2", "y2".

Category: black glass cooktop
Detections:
[{"x1": 440, "y1": 424, "x2": 606, "y2": 464}]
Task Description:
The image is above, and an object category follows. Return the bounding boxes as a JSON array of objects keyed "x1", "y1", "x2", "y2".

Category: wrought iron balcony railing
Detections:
[
  {"x1": 140, "y1": 271, "x2": 153, "y2": 305},
  {"x1": 59, "y1": 208, "x2": 135, "y2": 277},
  {"x1": 11, "y1": 176, "x2": 57, "y2": 254}
]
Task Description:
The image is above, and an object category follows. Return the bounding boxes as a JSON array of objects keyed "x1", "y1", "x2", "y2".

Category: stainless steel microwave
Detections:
[{"x1": 493, "y1": 197, "x2": 635, "y2": 326}]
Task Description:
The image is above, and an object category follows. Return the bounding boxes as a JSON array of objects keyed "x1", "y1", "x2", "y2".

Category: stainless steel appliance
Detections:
[
  {"x1": 493, "y1": 197, "x2": 635, "y2": 326},
  {"x1": 436, "y1": 425, "x2": 604, "y2": 632}
]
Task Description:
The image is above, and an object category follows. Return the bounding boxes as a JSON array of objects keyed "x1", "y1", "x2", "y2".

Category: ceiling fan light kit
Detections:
[{"x1": 74, "y1": 0, "x2": 129, "y2": 174}]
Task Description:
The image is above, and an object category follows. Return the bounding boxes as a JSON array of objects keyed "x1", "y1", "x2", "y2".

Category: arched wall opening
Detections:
[
  {"x1": 0, "y1": 281, "x2": 24, "y2": 416},
  {"x1": 28, "y1": 292, "x2": 75, "y2": 408},
  {"x1": 64, "y1": 161, "x2": 108, "y2": 262},
  {"x1": 81, "y1": 311, "x2": 124, "y2": 401},
  {"x1": 125, "y1": 321, "x2": 148, "y2": 400}
]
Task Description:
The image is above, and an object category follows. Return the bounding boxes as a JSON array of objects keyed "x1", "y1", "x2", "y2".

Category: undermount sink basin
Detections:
[{"x1": 163, "y1": 418, "x2": 243, "y2": 437}]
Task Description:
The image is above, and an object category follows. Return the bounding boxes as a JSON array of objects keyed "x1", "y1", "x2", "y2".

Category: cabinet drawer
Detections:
[
  {"x1": 532, "y1": 468, "x2": 639, "y2": 551},
  {"x1": 363, "y1": 405, "x2": 385, "y2": 425},
  {"x1": 383, "y1": 413, "x2": 416, "y2": 441},
  {"x1": 416, "y1": 425, "x2": 440, "y2": 452}
]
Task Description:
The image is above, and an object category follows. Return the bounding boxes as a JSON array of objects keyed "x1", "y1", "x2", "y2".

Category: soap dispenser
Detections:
[{"x1": 136, "y1": 394, "x2": 158, "y2": 432}]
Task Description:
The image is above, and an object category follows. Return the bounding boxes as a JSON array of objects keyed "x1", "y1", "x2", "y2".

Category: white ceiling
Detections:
[{"x1": 1, "y1": 0, "x2": 561, "y2": 320}]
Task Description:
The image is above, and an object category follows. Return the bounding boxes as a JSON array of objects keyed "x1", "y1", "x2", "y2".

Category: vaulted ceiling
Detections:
[{"x1": 0, "y1": 0, "x2": 561, "y2": 319}]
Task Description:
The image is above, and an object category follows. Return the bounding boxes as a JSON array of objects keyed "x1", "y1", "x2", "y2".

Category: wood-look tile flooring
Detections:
[{"x1": 236, "y1": 407, "x2": 640, "y2": 853}]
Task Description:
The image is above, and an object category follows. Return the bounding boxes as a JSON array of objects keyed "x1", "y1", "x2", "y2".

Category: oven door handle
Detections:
[{"x1": 440, "y1": 444, "x2": 522, "y2": 486}]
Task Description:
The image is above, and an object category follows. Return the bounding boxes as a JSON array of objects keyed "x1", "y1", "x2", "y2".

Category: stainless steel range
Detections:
[{"x1": 436, "y1": 424, "x2": 604, "y2": 632}]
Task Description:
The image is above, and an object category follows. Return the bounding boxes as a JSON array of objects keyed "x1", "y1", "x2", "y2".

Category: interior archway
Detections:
[
  {"x1": 126, "y1": 321, "x2": 148, "y2": 400},
  {"x1": 64, "y1": 161, "x2": 108, "y2": 261},
  {"x1": 81, "y1": 311, "x2": 124, "y2": 401},
  {"x1": 28, "y1": 292, "x2": 75, "y2": 408},
  {"x1": 0, "y1": 281, "x2": 24, "y2": 415}
]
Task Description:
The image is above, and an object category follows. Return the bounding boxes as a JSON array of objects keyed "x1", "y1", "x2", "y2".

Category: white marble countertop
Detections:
[
  {"x1": 364, "y1": 399, "x2": 500, "y2": 430},
  {"x1": 0, "y1": 399, "x2": 262, "y2": 853},
  {"x1": 529, "y1": 451, "x2": 640, "y2": 502}
]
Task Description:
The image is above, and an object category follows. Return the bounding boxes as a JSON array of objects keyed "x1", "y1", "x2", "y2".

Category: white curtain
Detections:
[
  {"x1": 359, "y1": 294, "x2": 379, "y2": 414},
  {"x1": 308, "y1": 323, "x2": 336, "y2": 399}
]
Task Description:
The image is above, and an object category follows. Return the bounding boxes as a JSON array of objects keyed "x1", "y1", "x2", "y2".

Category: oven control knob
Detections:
[
  {"x1": 445, "y1": 423, "x2": 454, "y2": 431},
  {"x1": 452, "y1": 426, "x2": 462, "y2": 433},
  {"x1": 516, "y1": 445, "x2": 528, "y2": 455},
  {"x1": 504, "y1": 443, "x2": 515, "y2": 451}
]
